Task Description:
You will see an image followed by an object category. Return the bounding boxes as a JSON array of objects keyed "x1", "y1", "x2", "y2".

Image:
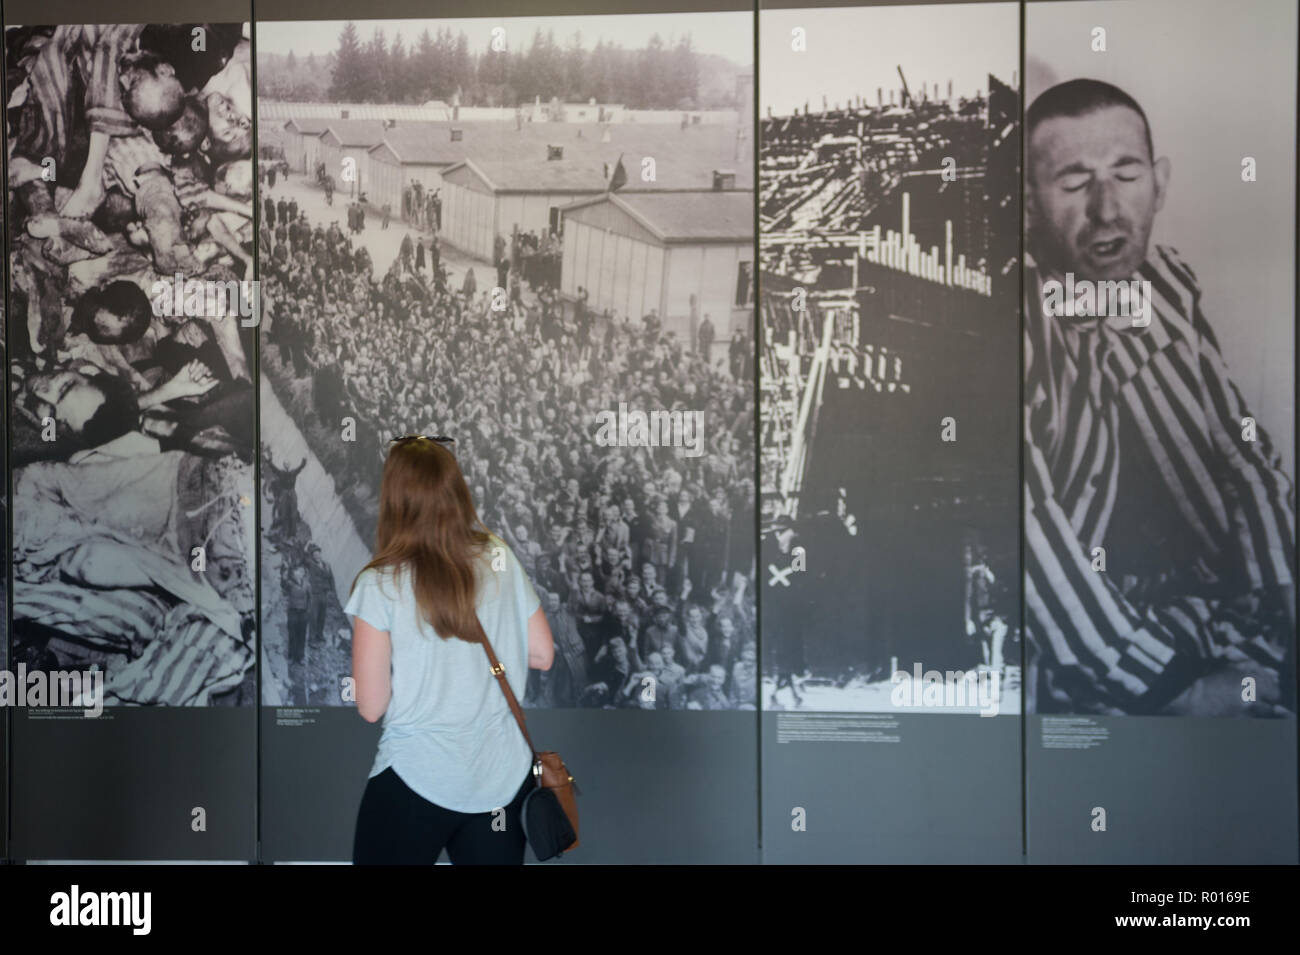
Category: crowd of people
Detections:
[
  {"x1": 402, "y1": 179, "x2": 441, "y2": 232},
  {"x1": 262, "y1": 198, "x2": 759, "y2": 709},
  {"x1": 495, "y1": 226, "x2": 561, "y2": 291}
]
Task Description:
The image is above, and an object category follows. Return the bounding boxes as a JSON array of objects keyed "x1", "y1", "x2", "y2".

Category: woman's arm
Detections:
[
  {"x1": 137, "y1": 359, "x2": 219, "y2": 410},
  {"x1": 352, "y1": 617, "x2": 392, "y2": 722},
  {"x1": 527, "y1": 605, "x2": 555, "y2": 671}
]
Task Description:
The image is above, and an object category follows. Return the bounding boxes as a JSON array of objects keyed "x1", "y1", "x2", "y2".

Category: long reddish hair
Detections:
[{"x1": 351, "y1": 438, "x2": 492, "y2": 642}]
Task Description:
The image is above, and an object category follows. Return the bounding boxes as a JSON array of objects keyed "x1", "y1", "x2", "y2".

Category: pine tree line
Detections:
[{"x1": 260, "y1": 22, "x2": 710, "y2": 110}]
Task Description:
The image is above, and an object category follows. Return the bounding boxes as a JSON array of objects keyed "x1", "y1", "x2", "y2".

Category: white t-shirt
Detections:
[{"x1": 344, "y1": 536, "x2": 540, "y2": 813}]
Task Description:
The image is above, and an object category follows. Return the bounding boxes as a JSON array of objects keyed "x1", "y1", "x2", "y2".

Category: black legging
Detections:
[{"x1": 353, "y1": 766, "x2": 536, "y2": 865}]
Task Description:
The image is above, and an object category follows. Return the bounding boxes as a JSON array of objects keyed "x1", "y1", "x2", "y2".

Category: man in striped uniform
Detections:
[{"x1": 1024, "y1": 79, "x2": 1296, "y2": 716}]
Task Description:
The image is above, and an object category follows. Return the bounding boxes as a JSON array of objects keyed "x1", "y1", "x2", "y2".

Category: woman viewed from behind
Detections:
[{"x1": 347, "y1": 434, "x2": 554, "y2": 865}]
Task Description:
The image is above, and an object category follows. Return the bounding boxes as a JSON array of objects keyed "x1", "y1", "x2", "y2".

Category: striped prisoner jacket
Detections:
[{"x1": 1024, "y1": 245, "x2": 1296, "y2": 714}]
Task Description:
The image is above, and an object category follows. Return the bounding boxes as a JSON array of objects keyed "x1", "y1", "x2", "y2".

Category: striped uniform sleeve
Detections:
[
  {"x1": 1024, "y1": 427, "x2": 1211, "y2": 713},
  {"x1": 13, "y1": 32, "x2": 71, "y2": 163},
  {"x1": 81, "y1": 24, "x2": 145, "y2": 137},
  {"x1": 1177, "y1": 272, "x2": 1297, "y2": 598},
  {"x1": 1022, "y1": 320, "x2": 1209, "y2": 714}
]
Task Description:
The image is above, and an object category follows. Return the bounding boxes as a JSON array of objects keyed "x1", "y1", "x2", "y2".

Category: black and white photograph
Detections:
[
  {"x1": 256, "y1": 13, "x2": 758, "y2": 709},
  {"x1": 1023, "y1": 0, "x2": 1297, "y2": 717},
  {"x1": 759, "y1": 3, "x2": 1022, "y2": 713},
  {"x1": 4, "y1": 21, "x2": 257, "y2": 706}
]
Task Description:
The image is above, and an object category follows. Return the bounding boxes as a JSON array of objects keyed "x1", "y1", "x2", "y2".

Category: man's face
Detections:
[
  {"x1": 27, "y1": 369, "x2": 106, "y2": 434},
  {"x1": 1027, "y1": 105, "x2": 1169, "y2": 282}
]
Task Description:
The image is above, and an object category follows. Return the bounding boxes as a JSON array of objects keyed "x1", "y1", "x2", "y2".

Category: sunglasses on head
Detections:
[{"x1": 388, "y1": 434, "x2": 455, "y2": 448}]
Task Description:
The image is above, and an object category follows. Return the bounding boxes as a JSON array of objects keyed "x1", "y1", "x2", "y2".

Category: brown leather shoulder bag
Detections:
[{"x1": 473, "y1": 616, "x2": 579, "y2": 859}]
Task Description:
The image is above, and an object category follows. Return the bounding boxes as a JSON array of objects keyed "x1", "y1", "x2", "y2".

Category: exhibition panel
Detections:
[
  {"x1": 254, "y1": 0, "x2": 759, "y2": 862},
  {"x1": 3, "y1": 1, "x2": 259, "y2": 859},
  {"x1": 1022, "y1": 0, "x2": 1297, "y2": 862},
  {"x1": 758, "y1": 0, "x2": 1024, "y2": 862}
]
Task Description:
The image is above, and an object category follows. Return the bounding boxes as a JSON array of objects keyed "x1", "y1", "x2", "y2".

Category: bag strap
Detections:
[{"x1": 471, "y1": 614, "x2": 538, "y2": 761}]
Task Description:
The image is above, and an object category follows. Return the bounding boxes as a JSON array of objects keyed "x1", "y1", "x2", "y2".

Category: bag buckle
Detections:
[{"x1": 490, "y1": 662, "x2": 505, "y2": 676}]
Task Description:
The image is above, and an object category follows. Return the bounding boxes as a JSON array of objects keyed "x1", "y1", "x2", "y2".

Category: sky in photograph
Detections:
[{"x1": 759, "y1": 3, "x2": 1017, "y2": 117}]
